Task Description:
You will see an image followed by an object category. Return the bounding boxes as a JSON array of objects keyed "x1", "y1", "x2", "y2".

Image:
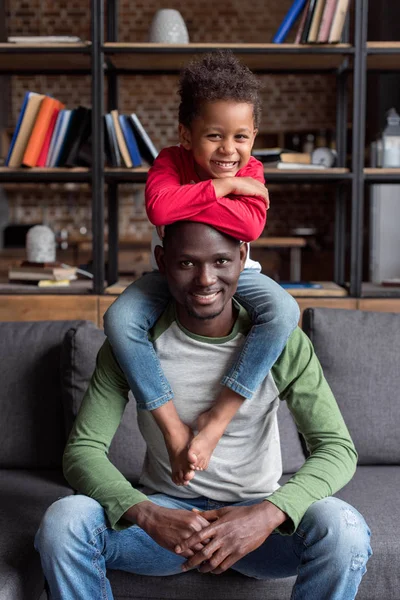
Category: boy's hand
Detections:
[
  {"x1": 229, "y1": 178, "x2": 270, "y2": 208},
  {"x1": 212, "y1": 177, "x2": 269, "y2": 209}
]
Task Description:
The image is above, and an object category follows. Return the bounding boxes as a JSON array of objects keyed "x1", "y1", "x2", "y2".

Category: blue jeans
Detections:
[
  {"x1": 35, "y1": 494, "x2": 371, "y2": 600},
  {"x1": 103, "y1": 269, "x2": 300, "y2": 409}
]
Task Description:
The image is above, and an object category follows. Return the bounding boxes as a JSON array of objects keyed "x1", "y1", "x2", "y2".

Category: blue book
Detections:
[
  {"x1": 280, "y1": 281, "x2": 323, "y2": 289},
  {"x1": 51, "y1": 110, "x2": 73, "y2": 167},
  {"x1": 119, "y1": 115, "x2": 142, "y2": 167},
  {"x1": 45, "y1": 110, "x2": 64, "y2": 167},
  {"x1": 272, "y1": 0, "x2": 308, "y2": 43},
  {"x1": 5, "y1": 91, "x2": 31, "y2": 166}
]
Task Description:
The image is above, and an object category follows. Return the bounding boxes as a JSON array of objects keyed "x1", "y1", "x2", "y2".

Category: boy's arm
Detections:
[
  {"x1": 145, "y1": 149, "x2": 267, "y2": 242},
  {"x1": 63, "y1": 340, "x2": 149, "y2": 531}
]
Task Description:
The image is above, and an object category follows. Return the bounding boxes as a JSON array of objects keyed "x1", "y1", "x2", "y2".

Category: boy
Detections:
[{"x1": 104, "y1": 50, "x2": 299, "y2": 485}]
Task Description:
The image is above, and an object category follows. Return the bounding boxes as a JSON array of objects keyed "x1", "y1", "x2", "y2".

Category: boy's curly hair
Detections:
[{"x1": 178, "y1": 50, "x2": 262, "y2": 129}]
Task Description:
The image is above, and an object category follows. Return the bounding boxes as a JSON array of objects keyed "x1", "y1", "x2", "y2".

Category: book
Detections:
[
  {"x1": 128, "y1": 114, "x2": 158, "y2": 165},
  {"x1": 45, "y1": 110, "x2": 64, "y2": 167},
  {"x1": 253, "y1": 149, "x2": 311, "y2": 164},
  {"x1": 8, "y1": 263, "x2": 77, "y2": 282},
  {"x1": 64, "y1": 107, "x2": 91, "y2": 167},
  {"x1": 328, "y1": 0, "x2": 350, "y2": 43},
  {"x1": 307, "y1": 0, "x2": 326, "y2": 42},
  {"x1": 104, "y1": 113, "x2": 121, "y2": 167},
  {"x1": 280, "y1": 281, "x2": 323, "y2": 289},
  {"x1": 276, "y1": 161, "x2": 326, "y2": 169},
  {"x1": 23, "y1": 96, "x2": 64, "y2": 167},
  {"x1": 252, "y1": 147, "x2": 284, "y2": 162},
  {"x1": 8, "y1": 35, "x2": 82, "y2": 43},
  {"x1": 317, "y1": 0, "x2": 338, "y2": 42},
  {"x1": 6, "y1": 92, "x2": 44, "y2": 167},
  {"x1": 272, "y1": 0, "x2": 308, "y2": 43},
  {"x1": 119, "y1": 114, "x2": 142, "y2": 167},
  {"x1": 300, "y1": 0, "x2": 318, "y2": 43},
  {"x1": 5, "y1": 91, "x2": 30, "y2": 165},
  {"x1": 36, "y1": 104, "x2": 62, "y2": 167},
  {"x1": 111, "y1": 109, "x2": 133, "y2": 168},
  {"x1": 47, "y1": 110, "x2": 72, "y2": 167},
  {"x1": 280, "y1": 152, "x2": 311, "y2": 164},
  {"x1": 56, "y1": 107, "x2": 89, "y2": 167},
  {"x1": 294, "y1": 0, "x2": 311, "y2": 43}
]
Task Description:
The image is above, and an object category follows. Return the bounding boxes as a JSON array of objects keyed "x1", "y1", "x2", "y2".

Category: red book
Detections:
[
  {"x1": 36, "y1": 105, "x2": 62, "y2": 167},
  {"x1": 23, "y1": 97, "x2": 64, "y2": 167}
]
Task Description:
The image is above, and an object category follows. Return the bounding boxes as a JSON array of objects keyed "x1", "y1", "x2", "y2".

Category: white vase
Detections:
[{"x1": 148, "y1": 9, "x2": 189, "y2": 44}]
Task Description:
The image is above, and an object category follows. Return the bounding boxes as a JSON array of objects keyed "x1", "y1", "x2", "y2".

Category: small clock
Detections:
[{"x1": 311, "y1": 147, "x2": 337, "y2": 168}]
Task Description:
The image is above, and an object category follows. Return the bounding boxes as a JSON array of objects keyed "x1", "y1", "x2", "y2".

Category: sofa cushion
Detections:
[
  {"x1": 303, "y1": 308, "x2": 400, "y2": 465},
  {"x1": 61, "y1": 321, "x2": 146, "y2": 483},
  {"x1": 0, "y1": 469, "x2": 73, "y2": 600},
  {"x1": 0, "y1": 320, "x2": 85, "y2": 469},
  {"x1": 109, "y1": 565, "x2": 296, "y2": 600},
  {"x1": 335, "y1": 465, "x2": 400, "y2": 600},
  {"x1": 61, "y1": 321, "x2": 305, "y2": 478}
]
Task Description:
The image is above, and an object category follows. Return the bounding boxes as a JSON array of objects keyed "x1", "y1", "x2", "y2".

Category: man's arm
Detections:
[
  {"x1": 145, "y1": 149, "x2": 267, "y2": 242},
  {"x1": 266, "y1": 327, "x2": 358, "y2": 534},
  {"x1": 63, "y1": 340, "x2": 149, "y2": 530}
]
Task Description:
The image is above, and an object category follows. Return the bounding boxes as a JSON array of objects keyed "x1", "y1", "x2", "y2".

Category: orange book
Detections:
[
  {"x1": 36, "y1": 105, "x2": 62, "y2": 167},
  {"x1": 22, "y1": 97, "x2": 64, "y2": 167}
]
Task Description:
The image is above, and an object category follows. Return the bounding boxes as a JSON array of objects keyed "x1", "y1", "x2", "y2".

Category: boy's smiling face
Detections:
[{"x1": 179, "y1": 100, "x2": 257, "y2": 181}]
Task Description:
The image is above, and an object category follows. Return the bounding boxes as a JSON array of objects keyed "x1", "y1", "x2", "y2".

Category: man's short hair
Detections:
[{"x1": 163, "y1": 221, "x2": 242, "y2": 250}]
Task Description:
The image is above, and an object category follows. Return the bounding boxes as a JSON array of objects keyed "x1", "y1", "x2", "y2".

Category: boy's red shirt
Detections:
[{"x1": 145, "y1": 145, "x2": 267, "y2": 242}]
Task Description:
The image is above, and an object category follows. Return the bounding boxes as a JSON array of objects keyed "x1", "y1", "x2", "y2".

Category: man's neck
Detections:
[{"x1": 175, "y1": 300, "x2": 238, "y2": 338}]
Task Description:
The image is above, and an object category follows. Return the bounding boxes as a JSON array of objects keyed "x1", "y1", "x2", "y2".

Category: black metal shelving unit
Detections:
[{"x1": 3, "y1": 0, "x2": 400, "y2": 298}]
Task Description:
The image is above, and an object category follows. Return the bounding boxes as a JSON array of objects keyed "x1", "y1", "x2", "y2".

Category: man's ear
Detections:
[
  {"x1": 239, "y1": 242, "x2": 248, "y2": 271},
  {"x1": 154, "y1": 245, "x2": 166, "y2": 274},
  {"x1": 179, "y1": 123, "x2": 192, "y2": 150}
]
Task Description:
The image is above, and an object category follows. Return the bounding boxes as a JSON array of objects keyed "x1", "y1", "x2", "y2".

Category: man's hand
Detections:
[
  {"x1": 175, "y1": 501, "x2": 287, "y2": 574},
  {"x1": 124, "y1": 501, "x2": 210, "y2": 556},
  {"x1": 212, "y1": 177, "x2": 270, "y2": 209}
]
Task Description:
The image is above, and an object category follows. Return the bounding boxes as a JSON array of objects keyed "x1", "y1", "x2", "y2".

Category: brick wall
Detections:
[{"x1": 4, "y1": 0, "x2": 343, "y2": 277}]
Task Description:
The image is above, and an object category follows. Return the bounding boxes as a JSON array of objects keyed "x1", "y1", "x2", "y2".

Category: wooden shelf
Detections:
[
  {"x1": 367, "y1": 42, "x2": 400, "y2": 70},
  {"x1": 364, "y1": 168, "x2": 400, "y2": 183},
  {"x1": 285, "y1": 281, "x2": 348, "y2": 297},
  {"x1": 0, "y1": 43, "x2": 91, "y2": 73},
  {"x1": 0, "y1": 167, "x2": 91, "y2": 183},
  {"x1": 104, "y1": 166, "x2": 351, "y2": 184},
  {"x1": 104, "y1": 43, "x2": 353, "y2": 73}
]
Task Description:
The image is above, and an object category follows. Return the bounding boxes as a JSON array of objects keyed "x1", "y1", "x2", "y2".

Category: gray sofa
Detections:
[{"x1": 1, "y1": 308, "x2": 399, "y2": 600}]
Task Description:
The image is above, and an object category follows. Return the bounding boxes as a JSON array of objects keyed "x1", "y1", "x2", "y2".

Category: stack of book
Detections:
[
  {"x1": 252, "y1": 149, "x2": 326, "y2": 169},
  {"x1": 5, "y1": 93, "x2": 158, "y2": 169},
  {"x1": 8, "y1": 262, "x2": 78, "y2": 287},
  {"x1": 273, "y1": 0, "x2": 351, "y2": 44}
]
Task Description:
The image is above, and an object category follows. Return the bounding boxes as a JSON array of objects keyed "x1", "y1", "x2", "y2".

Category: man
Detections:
[{"x1": 35, "y1": 221, "x2": 371, "y2": 600}]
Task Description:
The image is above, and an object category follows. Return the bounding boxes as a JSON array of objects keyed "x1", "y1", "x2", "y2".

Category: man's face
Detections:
[
  {"x1": 155, "y1": 222, "x2": 247, "y2": 334},
  {"x1": 179, "y1": 100, "x2": 257, "y2": 181}
]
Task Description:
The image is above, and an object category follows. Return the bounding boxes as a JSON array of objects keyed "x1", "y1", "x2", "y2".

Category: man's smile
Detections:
[{"x1": 190, "y1": 290, "x2": 221, "y2": 305}]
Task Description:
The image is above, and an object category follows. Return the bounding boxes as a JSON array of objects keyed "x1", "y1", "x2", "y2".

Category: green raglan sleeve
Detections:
[
  {"x1": 63, "y1": 339, "x2": 149, "y2": 530},
  {"x1": 268, "y1": 327, "x2": 357, "y2": 535}
]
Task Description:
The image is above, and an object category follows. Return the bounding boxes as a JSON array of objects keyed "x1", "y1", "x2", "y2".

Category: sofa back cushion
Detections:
[
  {"x1": 0, "y1": 320, "x2": 85, "y2": 469},
  {"x1": 61, "y1": 321, "x2": 305, "y2": 478},
  {"x1": 303, "y1": 308, "x2": 400, "y2": 465},
  {"x1": 61, "y1": 321, "x2": 146, "y2": 482}
]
